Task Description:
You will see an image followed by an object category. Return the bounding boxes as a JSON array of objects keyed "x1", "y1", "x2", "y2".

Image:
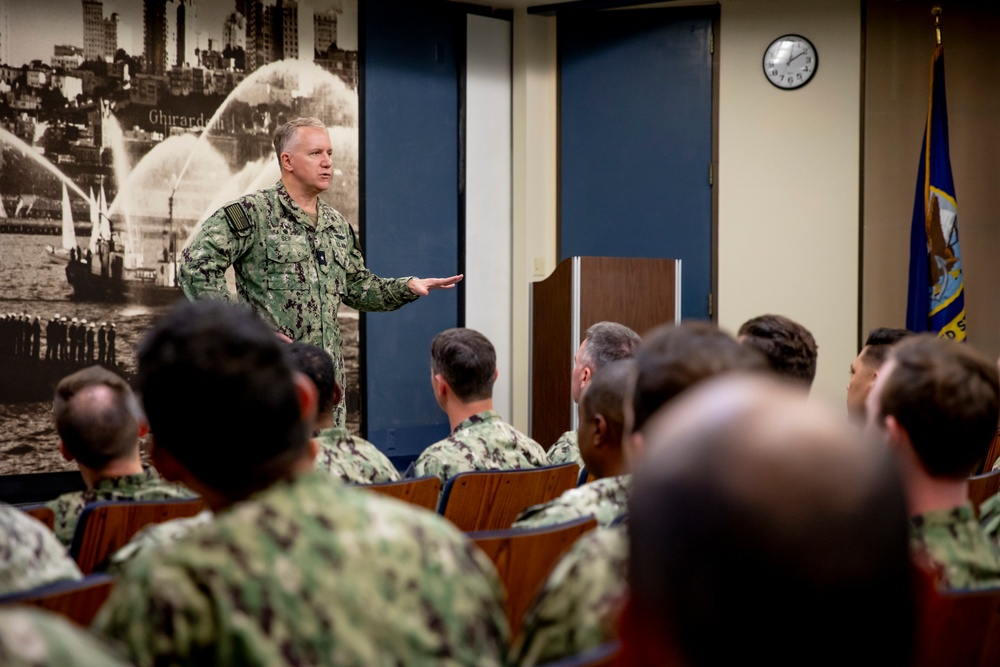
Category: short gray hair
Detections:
[
  {"x1": 582, "y1": 321, "x2": 642, "y2": 371},
  {"x1": 273, "y1": 117, "x2": 327, "y2": 160}
]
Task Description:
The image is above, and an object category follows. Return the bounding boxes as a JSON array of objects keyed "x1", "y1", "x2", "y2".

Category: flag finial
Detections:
[{"x1": 933, "y1": 5, "x2": 943, "y2": 46}]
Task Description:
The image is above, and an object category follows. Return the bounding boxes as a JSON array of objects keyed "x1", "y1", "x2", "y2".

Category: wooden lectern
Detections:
[{"x1": 530, "y1": 256, "x2": 681, "y2": 448}]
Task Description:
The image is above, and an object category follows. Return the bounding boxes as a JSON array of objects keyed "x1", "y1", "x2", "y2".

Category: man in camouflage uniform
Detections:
[
  {"x1": 0, "y1": 607, "x2": 134, "y2": 666},
  {"x1": 865, "y1": 334, "x2": 1000, "y2": 590},
  {"x1": 407, "y1": 327, "x2": 548, "y2": 490},
  {"x1": 619, "y1": 374, "x2": 915, "y2": 666},
  {"x1": 46, "y1": 365, "x2": 196, "y2": 546},
  {"x1": 512, "y1": 322, "x2": 767, "y2": 666},
  {"x1": 547, "y1": 322, "x2": 641, "y2": 470},
  {"x1": 288, "y1": 341, "x2": 400, "y2": 484},
  {"x1": 93, "y1": 299, "x2": 509, "y2": 666},
  {"x1": 179, "y1": 117, "x2": 462, "y2": 427},
  {"x1": 513, "y1": 360, "x2": 633, "y2": 530},
  {"x1": 0, "y1": 503, "x2": 82, "y2": 595}
]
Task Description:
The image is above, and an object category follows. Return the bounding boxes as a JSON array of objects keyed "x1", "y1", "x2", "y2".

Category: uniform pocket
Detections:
[{"x1": 265, "y1": 235, "x2": 312, "y2": 291}]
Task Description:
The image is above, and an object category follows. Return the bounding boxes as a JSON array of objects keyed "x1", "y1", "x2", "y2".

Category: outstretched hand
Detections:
[{"x1": 407, "y1": 274, "x2": 464, "y2": 297}]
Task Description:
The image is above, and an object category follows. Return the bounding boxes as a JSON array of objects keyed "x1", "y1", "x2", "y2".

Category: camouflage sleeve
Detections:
[
  {"x1": 178, "y1": 205, "x2": 255, "y2": 303},
  {"x1": 511, "y1": 500, "x2": 561, "y2": 531},
  {"x1": 93, "y1": 556, "x2": 220, "y2": 666},
  {"x1": 410, "y1": 452, "x2": 449, "y2": 488},
  {"x1": 980, "y1": 492, "x2": 1000, "y2": 542},
  {"x1": 45, "y1": 494, "x2": 81, "y2": 547},
  {"x1": 0, "y1": 607, "x2": 134, "y2": 667},
  {"x1": 339, "y1": 225, "x2": 419, "y2": 313}
]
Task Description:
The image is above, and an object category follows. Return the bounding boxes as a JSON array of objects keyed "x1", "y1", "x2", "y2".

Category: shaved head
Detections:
[{"x1": 626, "y1": 374, "x2": 914, "y2": 667}]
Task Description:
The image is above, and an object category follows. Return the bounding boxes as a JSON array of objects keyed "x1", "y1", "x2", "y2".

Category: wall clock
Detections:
[{"x1": 762, "y1": 34, "x2": 818, "y2": 90}]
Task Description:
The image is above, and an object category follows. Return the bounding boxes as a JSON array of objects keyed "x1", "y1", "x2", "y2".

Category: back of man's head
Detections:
[
  {"x1": 53, "y1": 365, "x2": 141, "y2": 469},
  {"x1": 860, "y1": 327, "x2": 914, "y2": 368},
  {"x1": 135, "y1": 300, "x2": 308, "y2": 496},
  {"x1": 630, "y1": 321, "x2": 767, "y2": 436},
  {"x1": 287, "y1": 342, "x2": 338, "y2": 419},
  {"x1": 430, "y1": 328, "x2": 496, "y2": 402},
  {"x1": 626, "y1": 375, "x2": 914, "y2": 666},
  {"x1": 875, "y1": 334, "x2": 999, "y2": 479},
  {"x1": 582, "y1": 322, "x2": 642, "y2": 371},
  {"x1": 579, "y1": 359, "x2": 633, "y2": 459},
  {"x1": 737, "y1": 314, "x2": 818, "y2": 387}
]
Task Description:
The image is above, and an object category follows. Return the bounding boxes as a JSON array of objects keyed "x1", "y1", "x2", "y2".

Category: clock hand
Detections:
[{"x1": 789, "y1": 49, "x2": 806, "y2": 63}]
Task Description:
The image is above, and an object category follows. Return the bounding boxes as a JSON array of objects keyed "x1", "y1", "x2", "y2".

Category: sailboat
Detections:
[{"x1": 44, "y1": 184, "x2": 78, "y2": 264}]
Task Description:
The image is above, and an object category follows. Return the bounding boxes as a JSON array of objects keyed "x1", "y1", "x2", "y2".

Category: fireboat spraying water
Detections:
[{"x1": 64, "y1": 197, "x2": 185, "y2": 307}]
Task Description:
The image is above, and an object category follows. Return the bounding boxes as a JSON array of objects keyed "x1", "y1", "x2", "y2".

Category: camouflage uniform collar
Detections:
[
  {"x1": 317, "y1": 425, "x2": 352, "y2": 440},
  {"x1": 452, "y1": 409, "x2": 502, "y2": 434},
  {"x1": 90, "y1": 467, "x2": 161, "y2": 492},
  {"x1": 274, "y1": 181, "x2": 335, "y2": 231},
  {"x1": 910, "y1": 502, "x2": 977, "y2": 528}
]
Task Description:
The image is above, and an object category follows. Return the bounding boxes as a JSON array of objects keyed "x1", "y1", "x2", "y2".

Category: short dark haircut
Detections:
[
  {"x1": 580, "y1": 359, "x2": 634, "y2": 446},
  {"x1": 288, "y1": 342, "x2": 338, "y2": 418},
  {"x1": 737, "y1": 314, "x2": 818, "y2": 387},
  {"x1": 878, "y1": 334, "x2": 1000, "y2": 478},
  {"x1": 53, "y1": 365, "x2": 142, "y2": 468},
  {"x1": 431, "y1": 328, "x2": 496, "y2": 402},
  {"x1": 582, "y1": 322, "x2": 642, "y2": 370},
  {"x1": 631, "y1": 321, "x2": 767, "y2": 434},
  {"x1": 860, "y1": 327, "x2": 914, "y2": 367},
  {"x1": 629, "y1": 375, "x2": 915, "y2": 666},
  {"x1": 135, "y1": 300, "x2": 308, "y2": 496}
]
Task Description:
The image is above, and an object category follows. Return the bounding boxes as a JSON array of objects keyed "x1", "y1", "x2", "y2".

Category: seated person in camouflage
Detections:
[
  {"x1": 620, "y1": 374, "x2": 915, "y2": 667},
  {"x1": 737, "y1": 313, "x2": 818, "y2": 390},
  {"x1": 46, "y1": 365, "x2": 196, "y2": 547},
  {"x1": 513, "y1": 360, "x2": 633, "y2": 530},
  {"x1": 548, "y1": 322, "x2": 641, "y2": 470},
  {"x1": 0, "y1": 606, "x2": 134, "y2": 667},
  {"x1": 0, "y1": 503, "x2": 82, "y2": 596},
  {"x1": 846, "y1": 326, "x2": 913, "y2": 423},
  {"x1": 93, "y1": 299, "x2": 509, "y2": 667},
  {"x1": 287, "y1": 341, "x2": 400, "y2": 484},
  {"x1": 865, "y1": 334, "x2": 1000, "y2": 590},
  {"x1": 408, "y1": 327, "x2": 548, "y2": 489},
  {"x1": 511, "y1": 321, "x2": 767, "y2": 667}
]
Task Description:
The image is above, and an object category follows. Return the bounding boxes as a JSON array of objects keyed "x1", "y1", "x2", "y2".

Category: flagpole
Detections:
[{"x1": 924, "y1": 7, "x2": 943, "y2": 221}]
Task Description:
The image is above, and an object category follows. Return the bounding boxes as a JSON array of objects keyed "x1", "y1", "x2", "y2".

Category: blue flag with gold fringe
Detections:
[{"x1": 905, "y1": 44, "x2": 966, "y2": 341}]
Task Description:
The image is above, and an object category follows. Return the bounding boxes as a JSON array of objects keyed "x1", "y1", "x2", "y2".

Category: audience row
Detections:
[{"x1": 0, "y1": 298, "x2": 998, "y2": 667}]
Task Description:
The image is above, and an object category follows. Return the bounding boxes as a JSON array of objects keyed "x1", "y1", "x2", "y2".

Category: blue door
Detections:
[{"x1": 559, "y1": 7, "x2": 715, "y2": 319}]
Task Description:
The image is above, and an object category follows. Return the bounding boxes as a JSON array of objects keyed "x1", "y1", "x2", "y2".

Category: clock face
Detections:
[{"x1": 763, "y1": 35, "x2": 818, "y2": 90}]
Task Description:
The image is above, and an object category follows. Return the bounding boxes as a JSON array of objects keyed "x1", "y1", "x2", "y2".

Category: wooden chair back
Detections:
[
  {"x1": 0, "y1": 574, "x2": 115, "y2": 627},
  {"x1": 355, "y1": 476, "x2": 442, "y2": 512},
  {"x1": 536, "y1": 640, "x2": 621, "y2": 667},
  {"x1": 912, "y1": 583, "x2": 1000, "y2": 667},
  {"x1": 440, "y1": 463, "x2": 579, "y2": 532},
  {"x1": 470, "y1": 516, "x2": 597, "y2": 639},
  {"x1": 980, "y1": 429, "x2": 1000, "y2": 475},
  {"x1": 968, "y1": 468, "x2": 1000, "y2": 516},
  {"x1": 18, "y1": 503, "x2": 55, "y2": 531},
  {"x1": 69, "y1": 497, "x2": 208, "y2": 574}
]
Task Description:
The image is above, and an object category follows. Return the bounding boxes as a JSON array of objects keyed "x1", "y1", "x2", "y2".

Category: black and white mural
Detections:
[{"x1": 0, "y1": 0, "x2": 359, "y2": 474}]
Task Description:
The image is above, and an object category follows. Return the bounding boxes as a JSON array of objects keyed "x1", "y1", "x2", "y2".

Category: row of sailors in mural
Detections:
[{"x1": 0, "y1": 313, "x2": 116, "y2": 365}]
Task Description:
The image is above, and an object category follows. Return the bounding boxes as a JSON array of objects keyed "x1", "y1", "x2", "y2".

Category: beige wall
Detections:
[
  {"x1": 864, "y1": 1, "x2": 1000, "y2": 366},
  {"x1": 509, "y1": 0, "x2": 862, "y2": 429},
  {"x1": 717, "y1": 0, "x2": 861, "y2": 406}
]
